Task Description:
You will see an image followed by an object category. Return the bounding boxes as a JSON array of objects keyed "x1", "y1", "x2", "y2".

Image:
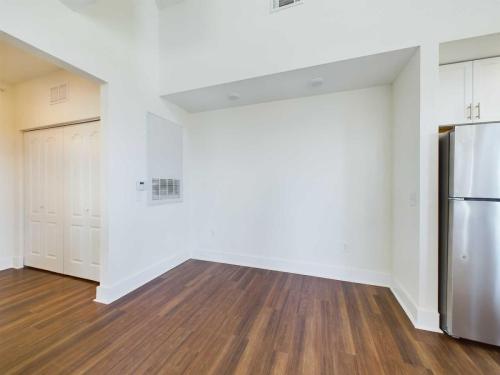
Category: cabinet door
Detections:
[
  {"x1": 473, "y1": 57, "x2": 500, "y2": 123},
  {"x1": 438, "y1": 62, "x2": 473, "y2": 125},
  {"x1": 24, "y1": 128, "x2": 64, "y2": 273},
  {"x1": 63, "y1": 122, "x2": 101, "y2": 282}
]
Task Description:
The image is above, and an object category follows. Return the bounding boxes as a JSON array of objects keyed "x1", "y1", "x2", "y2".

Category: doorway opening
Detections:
[{"x1": 0, "y1": 34, "x2": 106, "y2": 284}]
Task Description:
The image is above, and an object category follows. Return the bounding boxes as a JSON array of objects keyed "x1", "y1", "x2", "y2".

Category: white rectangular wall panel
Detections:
[{"x1": 147, "y1": 113, "x2": 183, "y2": 203}]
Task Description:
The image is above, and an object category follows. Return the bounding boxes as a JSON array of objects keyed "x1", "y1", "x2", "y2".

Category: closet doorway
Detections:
[{"x1": 24, "y1": 120, "x2": 101, "y2": 282}]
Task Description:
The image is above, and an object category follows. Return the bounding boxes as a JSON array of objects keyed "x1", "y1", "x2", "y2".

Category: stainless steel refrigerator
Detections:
[{"x1": 439, "y1": 123, "x2": 500, "y2": 347}]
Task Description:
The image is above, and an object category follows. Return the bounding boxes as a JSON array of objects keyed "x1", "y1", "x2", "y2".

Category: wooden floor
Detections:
[{"x1": 0, "y1": 261, "x2": 499, "y2": 374}]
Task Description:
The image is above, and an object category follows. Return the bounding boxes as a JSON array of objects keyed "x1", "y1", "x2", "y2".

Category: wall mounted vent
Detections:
[
  {"x1": 50, "y1": 84, "x2": 68, "y2": 105},
  {"x1": 271, "y1": 0, "x2": 302, "y2": 12},
  {"x1": 152, "y1": 178, "x2": 181, "y2": 201}
]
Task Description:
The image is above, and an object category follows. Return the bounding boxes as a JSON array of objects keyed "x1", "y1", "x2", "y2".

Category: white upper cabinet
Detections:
[
  {"x1": 438, "y1": 62, "x2": 473, "y2": 125},
  {"x1": 439, "y1": 56, "x2": 500, "y2": 125},
  {"x1": 473, "y1": 57, "x2": 500, "y2": 123}
]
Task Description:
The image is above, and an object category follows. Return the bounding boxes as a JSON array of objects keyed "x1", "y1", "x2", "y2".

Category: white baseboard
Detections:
[
  {"x1": 95, "y1": 252, "x2": 189, "y2": 304},
  {"x1": 0, "y1": 256, "x2": 23, "y2": 271},
  {"x1": 390, "y1": 279, "x2": 418, "y2": 323},
  {"x1": 192, "y1": 249, "x2": 391, "y2": 287},
  {"x1": 390, "y1": 278, "x2": 441, "y2": 333},
  {"x1": 416, "y1": 307, "x2": 441, "y2": 332},
  {"x1": 12, "y1": 256, "x2": 24, "y2": 269},
  {"x1": 0, "y1": 257, "x2": 12, "y2": 271}
]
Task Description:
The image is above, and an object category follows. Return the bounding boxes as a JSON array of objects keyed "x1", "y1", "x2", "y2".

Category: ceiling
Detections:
[
  {"x1": 0, "y1": 39, "x2": 61, "y2": 85},
  {"x1": 163, "y1": 47, "x2": 418, "y2": 113}
]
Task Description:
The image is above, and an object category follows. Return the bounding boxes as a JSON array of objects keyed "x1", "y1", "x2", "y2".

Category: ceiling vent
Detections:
[
  {"x1": 271, "y1": 0, "x2": 302, "y2": 12},
  {"x1": 50, "y1": 84, "x2": 68, "y2": 105}
]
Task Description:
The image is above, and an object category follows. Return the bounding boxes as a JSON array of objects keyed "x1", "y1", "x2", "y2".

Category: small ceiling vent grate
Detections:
[
  {"x1": 271, "y1": 0, "x2": 302, "y2": 12},
  {"x1": 50, "y1": 84, "x2": 68, "y2": 105}
]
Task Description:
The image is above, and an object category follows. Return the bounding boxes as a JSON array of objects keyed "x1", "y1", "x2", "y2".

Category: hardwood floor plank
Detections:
[{"x1": 0, "y1": 261, "x2": 499, "y2": 374}]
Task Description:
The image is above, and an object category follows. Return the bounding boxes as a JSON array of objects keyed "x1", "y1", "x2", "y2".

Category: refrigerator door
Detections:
[
  {"x1": 451, "y1": 123, "x2": 500, "y2": 199},
  {"x1": 448, "y1": 199, "x2": 500, "y2": 346}
]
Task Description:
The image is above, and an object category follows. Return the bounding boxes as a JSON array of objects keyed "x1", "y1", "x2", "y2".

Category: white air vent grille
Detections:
[
  {"x1": 50, "y1": 84, "x2": 68, "y2": 104},
  {"x1": 152, "y1": 178, "x2": 181, "y2": 200},
  {"x1": 271, "y1": 0, "x2": 301, "y2": 11}
]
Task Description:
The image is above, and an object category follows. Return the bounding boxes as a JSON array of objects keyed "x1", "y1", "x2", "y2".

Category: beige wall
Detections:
[
  {"x1": 0, "y1": 69, "x2": 100, "y2": 271},
  {"x1": 14, "y1": 69, "x2": 100, "y2": 130},
  {"x1": 0, "y1": 82, "x2": 19, "y2": 269}
]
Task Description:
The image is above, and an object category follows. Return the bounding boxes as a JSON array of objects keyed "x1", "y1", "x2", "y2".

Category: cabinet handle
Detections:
[
  {"x1": 466, "y1": 104, "x2": 472, "y2": 120},
  {"x1": 475, "y1": 103, "x2": 481, "y2": 120}
]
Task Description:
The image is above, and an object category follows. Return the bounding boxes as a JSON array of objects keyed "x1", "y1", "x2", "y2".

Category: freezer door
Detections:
[
  {"x1": 448, "y1": 199, "x2": 500, "y2": 346},
  {"x1": 452, "y1": 123, "x2": 500, "y2": 199}
]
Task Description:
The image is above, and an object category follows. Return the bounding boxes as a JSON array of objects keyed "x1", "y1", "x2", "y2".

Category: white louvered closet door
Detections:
[
  {"x1": 24, "y1": 128, "x2": 65, "y2": 273},
  {"x1": 63, "y1": 122, "x2": 101, "y2": 282}
]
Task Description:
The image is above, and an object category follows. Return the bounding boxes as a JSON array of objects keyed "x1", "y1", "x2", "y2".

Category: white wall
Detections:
[
  {"x1": 14, "y1": 69, "x2": 100, "y2": 130},
  {"x1": 440, "y1": 32, "x2": 500, "y2": 64},
  {"x1": 0, "y1": 83, "x2": 19, "y2": 270},
  {"x1": 159, "y1": 0, "x2": 500, "y2": 94},
  {"x1": 0, "y1": 0, "x2": 191, "y2": 302},
  {"x1": 187, "y1": 86, "x2": 393, "y2": 285},
  {"x1": 418, "y1": 44, "x2": 441, "y2": 330},
  {"x1": 391, "y1": 51, "x2": 423, "y2": 326}
]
